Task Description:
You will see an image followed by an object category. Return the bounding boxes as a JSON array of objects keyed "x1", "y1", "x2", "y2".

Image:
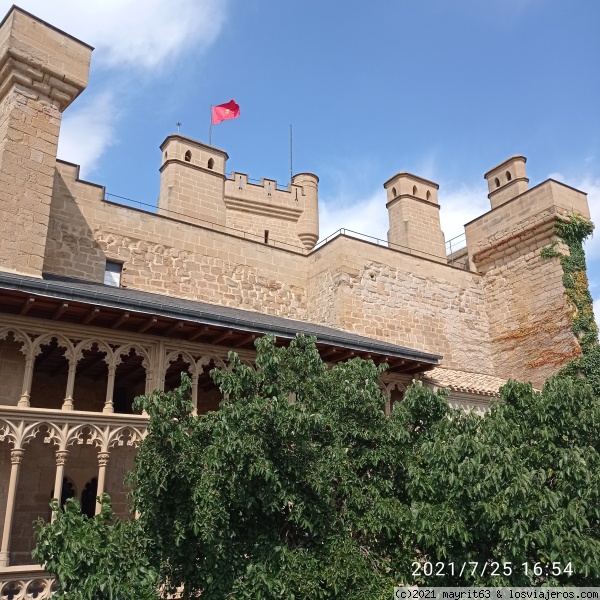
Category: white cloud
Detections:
[
  {"x1": 319, "y1": 189, "x2": 389, "y2": 243},
  {"x1": 318, "y1": 181, "x2": 489, "y2": 250},
  {"x1": 438, "y1": 182, "x2": 489, "y2": 243},
  {"x1": 57, "y1": 92, "x2": 116, "y2": 178},
  {"x1": 547, "y1": 172, "x2": 600, "y2": 261},
  {"x1": 2, "y1": 1, "x2": 229, "y2": 174},
  {"x1": 578, "y1": 178, "x2": 600, "y2": 263},
  {"x1": 8, "y1": 0, "x2": 228, "y2": 71}
]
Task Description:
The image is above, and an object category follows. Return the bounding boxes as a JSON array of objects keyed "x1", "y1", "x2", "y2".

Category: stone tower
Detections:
[
  {"x1": 384, "y1": 172, "x2": 446, "y2": 260},
  {"x1": 293, "y1": 172, "x2": 319, "y2": 250},
  {"x1": 0, "y1": 7, "x2": 92, "y2": 277},
  {"x1": 158, "y1": 135, "x2": 228, "y2": 227},
  {"x1": 484, "y1": 155, "x2": 529, "y2": 209}
]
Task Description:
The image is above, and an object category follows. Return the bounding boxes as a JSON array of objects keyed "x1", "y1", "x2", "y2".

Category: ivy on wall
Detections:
[{"x1": 541, "y1": 215, "x2": 600, "y2": 393}]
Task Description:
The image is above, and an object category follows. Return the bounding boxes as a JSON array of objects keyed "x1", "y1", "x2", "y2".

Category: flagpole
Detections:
[
  {"x1": 289, "y1": 124, "x2": 293, "y2": 183},
  {"x1": 209, "y1": 105, "x2": 213, "y2": 146}
]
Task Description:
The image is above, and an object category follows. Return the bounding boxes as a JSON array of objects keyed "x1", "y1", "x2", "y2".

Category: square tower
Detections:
[
  {"x1": 384, "y1": 172, "x2": 446, "y2": 261},
  {"x1": 158, "y1": 135, "x2": 228, "y2": 227}
]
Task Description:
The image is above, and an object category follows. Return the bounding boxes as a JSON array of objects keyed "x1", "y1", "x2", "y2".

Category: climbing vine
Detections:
[{"x1": 541, "y1": 215, "x2": 600, "y2": 393}]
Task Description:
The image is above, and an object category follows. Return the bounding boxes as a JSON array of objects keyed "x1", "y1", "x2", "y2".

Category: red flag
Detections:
[{"x1": 211, "y1": 100, "x2": 240, "y2": 125}]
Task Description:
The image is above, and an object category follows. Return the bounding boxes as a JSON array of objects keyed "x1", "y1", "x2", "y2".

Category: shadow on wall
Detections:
[{"x1": 42, "y1": 168, "x2": 108, "y2": 282}]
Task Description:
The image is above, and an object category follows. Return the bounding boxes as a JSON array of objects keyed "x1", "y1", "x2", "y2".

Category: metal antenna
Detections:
[{"x1": 176, "y1": 122, "x2": 181, "y2": 134}]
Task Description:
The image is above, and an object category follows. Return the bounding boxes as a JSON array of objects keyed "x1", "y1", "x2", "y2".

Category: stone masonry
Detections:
[{"x1": 0, "y1": 7, "x2": 595, "y2": 587}]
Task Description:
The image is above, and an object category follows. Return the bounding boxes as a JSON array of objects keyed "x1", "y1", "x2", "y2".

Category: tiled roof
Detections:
[
  {"x1": 0, "y1": 271, "x2": 442, "y2": 365},
  {"x1": 423, "y1": 367, "x2": 508, "y2": 397}
]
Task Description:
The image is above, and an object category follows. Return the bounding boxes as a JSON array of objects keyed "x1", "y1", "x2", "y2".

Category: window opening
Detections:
[
  {"x1": 51, "y1": 477, "x2": 76, "y2": 509},
  {"x1": 264, "y1": 230, "x2": 269, "y2": 244},
  {"x1": 104, "y1": 261, "x2": 122, "y2": 287},
  {"x1": 506, "y1": 171, "x2": 512, "y2": 181},
  {"x1": 81, "y1": 477, "x2": 98, "y2": 518},
  {"x1": 495, "y1": 177, "x2": 500, "y2": 188},
  {"x1": 184, "y1": 150, "x2": 192, "y2": 162},
  {"x1": 207, "y1": 158, "x2": 214, "y2": 169}
]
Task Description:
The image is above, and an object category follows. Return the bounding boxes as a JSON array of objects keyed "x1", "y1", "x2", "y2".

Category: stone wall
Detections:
[
  {"x1": 307, "y1": 236, "x2": 494, "y2": 373},
  {"x1": 45, "y1": 162, "x2": 310, "y2": 319},
  {"x1": 466, "y1": 179, "x2": 591, "y2": 387}
]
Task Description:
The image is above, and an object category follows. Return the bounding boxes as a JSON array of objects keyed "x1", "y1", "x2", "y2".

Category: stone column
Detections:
[
  {"x1": 51, "y1": 450, "x2": 69, "y2": 522},
  {"x1": 0, "y1": 448, "x2": 24, "y2": 567},
  {"x1": 95, "y1": 452, "x2": 110, "y2": 515},
  {"x1": 142, "y1": 371, "x2": 153, "y2": 416},
  {"x1": 191, "y1": 373, "x2": 199, "y2": 412},
  {"x1": 62, "y1": 360, "x2": 77, "y2": 410},
  {"x1": 144, "y1": 370, "x2": 153, "y2": 395},
  {"x1": 18, "y1": 355, "x2": 34, "y2": 408},
  {"x1": 104, "y1": 365, "x2": 116, "y2": 413}
]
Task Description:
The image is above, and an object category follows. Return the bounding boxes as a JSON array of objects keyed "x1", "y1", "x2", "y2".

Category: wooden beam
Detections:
[
  {"x1": 188, "y1": 325, "x2": 210, "y2": 342},
  {"x1": 232, "y1": 333, "x2": 256, "y2": 348},
  {"x1": 331, "y1": 350, "x2": 355, "y2": 363},
  {"x1": 211, "y1": 329, "x2": 233, "y2": 346},
  {"x1": 52, "y1": 302, "x2": 68, "y2": 320},
  {"x1": 395, "y1": 362, "x2": 422, "y2": 373},
  {"x1": 82, "y1": 307, "x2": 100, "y2": 325},
  {"x1": 165, "y1": 321, "x2": 184, "y2": 337},
  {"x1": 320, "y1": 348, "x2": 338, "y2": 360},
  {"x1": 387, "y1": 359, "x2": 406, "y2": 369},
  {"x1": 110, "y1": 312, "x2": 129, "y2": 330},
  {"x1": 138, "y1": 316, "x2": 157, "y2": 333},
  {"x1": 19, "y1": 297, "x2": 35, "y2": 316}
]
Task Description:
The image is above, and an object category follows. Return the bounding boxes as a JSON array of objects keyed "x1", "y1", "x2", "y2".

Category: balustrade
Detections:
[{"x1": 0, "y1": 406, "x2": 147, "y2": 567}]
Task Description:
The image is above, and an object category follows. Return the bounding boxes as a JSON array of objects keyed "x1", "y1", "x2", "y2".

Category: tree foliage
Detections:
[
  {"x1": 34, "y1": 335, "x2": 600, "y2": 596},
  {"x1": 33, "y1": 495, "x2": 159, "y2": 599}
]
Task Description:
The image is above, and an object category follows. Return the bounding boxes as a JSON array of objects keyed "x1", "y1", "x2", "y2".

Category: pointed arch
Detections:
[
  {"x1": 0, "y1": 326, "x2": 32, "y2": 356},
  {"x1": 32, "y1": 333, "x2": 75, "y2": 361},
  {"x1": 74, "y1": 339, "x2": 114, "y2": 364}
]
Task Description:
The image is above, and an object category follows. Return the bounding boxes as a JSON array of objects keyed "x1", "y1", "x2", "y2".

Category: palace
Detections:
[{"x1": 0, "y1": 6, "x2": 592, "y2": 597}]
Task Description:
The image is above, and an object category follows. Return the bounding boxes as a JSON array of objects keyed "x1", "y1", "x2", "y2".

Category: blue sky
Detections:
[{"x1": 6, "y1": 0, "x2": 600, "y2": 321}]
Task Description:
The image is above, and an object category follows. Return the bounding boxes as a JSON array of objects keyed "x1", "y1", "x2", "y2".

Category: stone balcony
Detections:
[
  {"x1": 0, "y1": 405, "x2": 148, "y2": 570},
  {"x1": 0, "y1": 565, "x2": 55, "y2": 599}
]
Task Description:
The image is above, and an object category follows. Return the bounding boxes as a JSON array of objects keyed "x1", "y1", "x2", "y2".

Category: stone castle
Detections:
[{"x1": 0, "y1": 6, "x2": 593, "y2": 596}]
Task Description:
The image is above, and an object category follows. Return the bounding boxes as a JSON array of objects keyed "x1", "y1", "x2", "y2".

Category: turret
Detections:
[
  {"x1": 158, "y1": 135, "x2": 228, "y2": 226},
  {"x1": 484, "y1": 155, "x2": 529, "y2": 209},
  {"x1": 0, "y1": 6, "x2": 92, "y2": 277},
  {"x1": 293, "y1": 172, "x2": 319, "y2": 250},
  {"x1": 384, "y1": 172, "x2": 446, "y2": 261}
]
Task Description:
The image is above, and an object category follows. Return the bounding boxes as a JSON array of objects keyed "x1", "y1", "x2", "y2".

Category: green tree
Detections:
[
  {"x1": 33, "y1": 495, "x2": 159, "y2": 599},
  {"x1": 34, "y1": 334, "x2": 600, "y2": 596},
  {"x1": 130, "y1": 335, "x2": 410, "y2": 598},
  {"x1": 400, "y1": 376, "x2": 600, "y2": 586}
]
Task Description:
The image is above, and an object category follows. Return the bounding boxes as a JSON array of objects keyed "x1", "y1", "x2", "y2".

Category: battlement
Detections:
[
  {"x1": 224, "y1": 172, "x2": 305, "y2": 220},
  {"x1": 157, "y1": 133, "x2": 319, "y2": 250}
]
